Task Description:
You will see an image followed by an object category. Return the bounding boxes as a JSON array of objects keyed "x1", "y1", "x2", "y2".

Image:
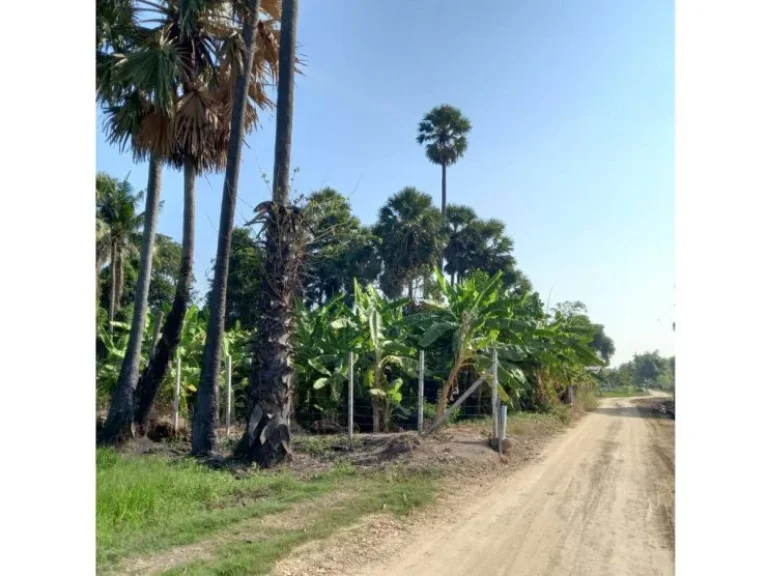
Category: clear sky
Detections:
[{"x1": 96, "y1": 0, "x2": 674, "y2": 366}]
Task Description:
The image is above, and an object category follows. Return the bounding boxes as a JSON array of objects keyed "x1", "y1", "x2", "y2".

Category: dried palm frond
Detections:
[
  {"x1": 137, "y1": 108, "x2": 175, "y2": 160},
  {"x1": 173, "y1": 87, "x2": 223, "y2": 170}
]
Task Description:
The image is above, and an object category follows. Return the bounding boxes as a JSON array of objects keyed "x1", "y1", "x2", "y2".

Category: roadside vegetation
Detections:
[
  {"x1": 598, "y1": 351, "x2": 675, "y2": 395},
  {"x1": 95, "y1": 1, "x2": 622, "y2": 572},
  {"x1": 600, "y1": 385, "x2": 650, "y2": 398},
  {"x1": 97, "y1": 447, "x2": 440, "y2": 574}
]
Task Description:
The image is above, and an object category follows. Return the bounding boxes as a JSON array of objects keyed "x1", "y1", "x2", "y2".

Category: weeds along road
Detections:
[{"x1": 366, "y1": 395, "x2": 675, "y2": 576}]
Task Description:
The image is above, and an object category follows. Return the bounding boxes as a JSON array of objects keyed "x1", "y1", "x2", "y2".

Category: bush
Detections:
[{"x1": 577, "y1": 388, "x2": 598, "y2": 411}]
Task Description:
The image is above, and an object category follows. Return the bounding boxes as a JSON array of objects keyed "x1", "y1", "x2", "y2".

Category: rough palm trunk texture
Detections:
[
  {"x1": 235, "y1": 204, "x2": 302, "y2": 467},
  {"x1": 235, "y1": 0, "x2": 300, "y2": 468}
]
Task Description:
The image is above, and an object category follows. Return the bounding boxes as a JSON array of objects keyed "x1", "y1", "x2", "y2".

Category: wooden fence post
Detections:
[
  {"x1": 173, "y1": 355, "x2": 181, "y2": 432},
  {"x1": 348, "y1": 352, "x2": 354, "y2": 440},
  {"x1": 417, "y1": 350, "x2": 425, "y2": 434},
  {"x1": 491, "y1": 349, "x2": 499, "y2": 439},
  {"x1": 498, "y1": 405, "x2": 508, "y2": 455},
  {"x1": 225, "y1": 354, "x2": 232, "y2": 436}
]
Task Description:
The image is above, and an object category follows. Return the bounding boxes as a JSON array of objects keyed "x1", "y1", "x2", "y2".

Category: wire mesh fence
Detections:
[{"x1": 97, "y1": 351, "x2": 506, "y2": 446}]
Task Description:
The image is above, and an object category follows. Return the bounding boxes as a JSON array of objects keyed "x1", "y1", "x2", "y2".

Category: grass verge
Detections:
[
  {"x1": 97, "y1": 448, "x2": 354, "y2": 570},
  {"x1": 161, "y1": 469, "x2": 438, "y2": 575},
  {"x1": 97, "y1": 449, "x2": 439, "y2": 574}
]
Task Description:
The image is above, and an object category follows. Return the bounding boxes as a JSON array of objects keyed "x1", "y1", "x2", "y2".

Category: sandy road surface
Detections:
[{"x1": 365, "y1": 396, "x2": 675, "y2": 576}]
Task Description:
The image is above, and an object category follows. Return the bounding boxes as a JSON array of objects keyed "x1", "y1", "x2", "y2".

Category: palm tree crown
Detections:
[
  {"x1": 374, "y1": 187, "x2": 446, "y2": 298},
  {"x1": 416, "y1": 104, "x2": 471, "y2": 167},
  {"x1": 96, "y1": 173, "x2": 145, "y2": 328}
]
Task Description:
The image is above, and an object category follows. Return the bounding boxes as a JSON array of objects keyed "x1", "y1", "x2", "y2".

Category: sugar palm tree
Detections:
[
  {"x1": 374, "y1": 187, "x2": 446, "y2": 300},
  {"x1": 96, "y1": 173, "x2": 144, "y2": 331},
  {"x1": 98, "y1": 0, "x2": 280, "y2": 444},
  {"x1": 234, "y1": 0, "x2": 300, "y2": 467},
  {"x1": 443, "y1": 204, "x2": 477, "y2": 286},
  {"x1": 133, "y1": 0, "x2": 279, "y2": 432},
  {"x1": 416, "y1": 105, "x2": 472, "y2": 217},
  {"x1": 97, "y1": 9, "x2": 172, "y2": 444},
  {"x1": 442, "y1": 204, "x2": 520, "y2": 287},
  {"x1": 191, "y1": 0, "x2": 273, "y2": 455}
]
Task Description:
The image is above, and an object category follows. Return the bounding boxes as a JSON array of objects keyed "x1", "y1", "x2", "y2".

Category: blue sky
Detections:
[{"x1": 96, "y1": 0, "x2": 674, "y2": 366}]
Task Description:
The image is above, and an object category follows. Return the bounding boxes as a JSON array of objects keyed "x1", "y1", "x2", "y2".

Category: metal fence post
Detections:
[
  {"x1": 498, "y1": 405, "x2": 508, "y2": 455},
  {"x1": 348, "y1": 352, "x2": 354, "y2": 440},
  {"x1": 173, "y1": 354, "x2": 181, "y2": 432},
  {"x1": 491, "y1": 349, "x2": 499, "y2": 439},
  {"x1": 417, "y1": 350, "x2": 425, "y2": 433},
  {"x1": 225, "y1": 354, "x2": 232, "y2": 436}
]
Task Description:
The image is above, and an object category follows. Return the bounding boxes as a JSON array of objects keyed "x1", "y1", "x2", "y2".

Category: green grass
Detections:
[
  {"x1": 96, "y1": 448, "x2": 352, "y2": 569},
  {"x1": 160, "y1": 469, "x2": 439, "y2": 576},
  {"x1": 97, "y1": 449, "x2": 440, "y2": 574},
  {"x1": 599, "y1": 386, "x2": 649, "y2": 398}
]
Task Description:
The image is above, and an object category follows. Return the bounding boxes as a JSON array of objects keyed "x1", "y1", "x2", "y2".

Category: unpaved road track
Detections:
[{"x1": 365, "y1": 396, "x2": 675, "y2": 576}]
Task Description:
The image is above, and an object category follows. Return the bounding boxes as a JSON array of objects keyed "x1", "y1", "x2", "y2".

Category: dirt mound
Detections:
[
  {"x1": 383, "y1": 435, "x2": 421, "y2": 457},
  {"x1": 488, "y1": 437, "x2": 514, "y2": 454}
]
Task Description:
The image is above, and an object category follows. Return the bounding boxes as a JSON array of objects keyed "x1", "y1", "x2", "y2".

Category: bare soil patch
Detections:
[{"x1": 272, "y1": 413, "x2": 580, "y2": 576}]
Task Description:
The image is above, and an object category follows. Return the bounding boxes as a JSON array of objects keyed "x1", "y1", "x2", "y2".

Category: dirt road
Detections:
[{"x1": 364, "y1": 396, "x2": 675, "y2": 576}]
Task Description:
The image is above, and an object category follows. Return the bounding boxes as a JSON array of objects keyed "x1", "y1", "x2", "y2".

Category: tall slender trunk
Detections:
[
  {"x1": 407, "y1": 279, "x2": 414, "y2": 300},
  {"x1": 134, "y1": 158, "x2": 196, "y2": 431},
  {"x1": 98, "y1": 155, "x2": 163, "y2": 445},
  {"x1": 108, "y1": 243, "x2": 117, "y2": 334},
  {"x1": 192, "y1": 0, "x2": 262, "y2": 456},
  {"x1": 149, "y1": 310, "x2": 164, "y2": 357},
  {"x1": 441, "y1": 162, "x2": 447, "y2": 218},
  {"x1": 236, "y1": 0, "x2": 300, "y2": 468},
  {"x1": 115, "y1": 252, "x2": 124, "y2": 314}
]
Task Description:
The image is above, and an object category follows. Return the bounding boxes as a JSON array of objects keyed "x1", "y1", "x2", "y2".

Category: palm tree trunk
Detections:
[
  {"x1": 441, "y1": 162, "x2": 447, "y2": 218},
  {"x1": 192, "y1": 0, "x2": 262, "y2": 456},
  {"x1": 150, "y1": 310, "x2": 164, "y2": 357},
  {"x1": 115, "y1": 252, "x2": 125, "y2": 314},
  {"x1": 98, "y1": 154, "x2": 163, "y2": 445},
  {"x1": 236, "y1": 0, "x2": 300, "y2": 468},
  {"x1": 108, "y1": 243, "x2": 117, "y2": 334},
  {"x1": 134, "y1": 158, "x2": 196, "y2": 432}
]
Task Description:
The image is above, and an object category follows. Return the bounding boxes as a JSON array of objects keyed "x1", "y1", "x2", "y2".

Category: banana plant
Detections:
[
  {"x1": 96, "y1": 320, "x2": 132, "y2": 399},
  {"x1": 294, "y1": 296, "x2": 358, "y2": 424},
  {"x1": 222, "y1": 321, "x2": 252, "y2": 419},
  {"x1": 408, "y1": 268, "x2": 528, "y2": 416},
  {"x1": 97, "y1": 314, "x2": 153, "y2": 400},
  {"x1": 352, "y1": 279, "x2": 417, "y2": 432}
]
